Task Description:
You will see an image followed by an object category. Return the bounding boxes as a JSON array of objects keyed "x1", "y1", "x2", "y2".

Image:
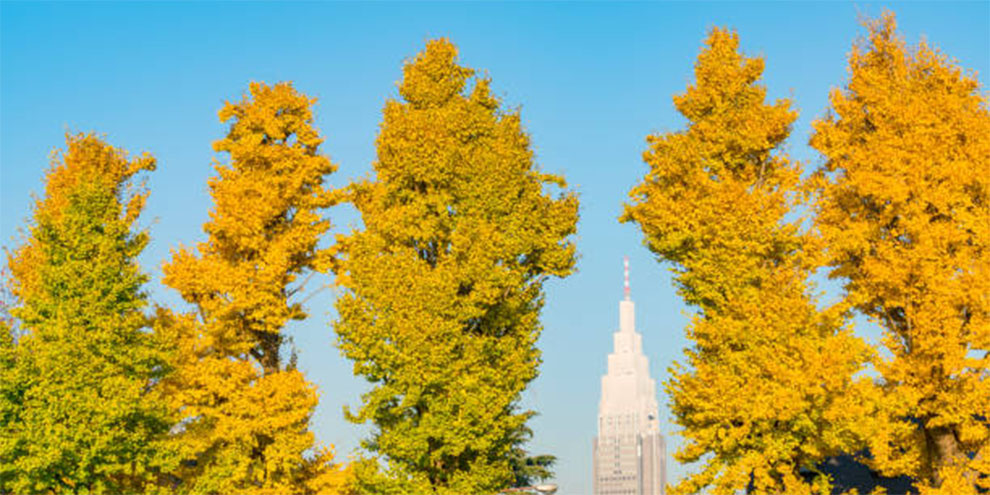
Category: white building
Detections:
[{"x1": 592, "y1": 258, "x2": 666, "y2": 495}]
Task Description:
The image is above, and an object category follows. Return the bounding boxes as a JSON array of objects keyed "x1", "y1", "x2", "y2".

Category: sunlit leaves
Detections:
[
  {"x1": 160, "y1": 82, "x2": 349, "y2": 494},
  {"x1": 332, "y1": 39, "x2": 577, "y2": 495},
  {"x1": 811, "y1": 12, "x2": 990, "y2": 492},
  {"x1": 623, "y1": 29, "x2": 872, "y2": 495},
  {"x1": 2, "y1": 134, "x2": 171, "y2": 494}
]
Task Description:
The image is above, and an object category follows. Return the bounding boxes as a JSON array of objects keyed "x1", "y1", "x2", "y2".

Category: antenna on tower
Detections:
[{"x1": 623, "y1": 256, "x2": 630, "y2": 301}]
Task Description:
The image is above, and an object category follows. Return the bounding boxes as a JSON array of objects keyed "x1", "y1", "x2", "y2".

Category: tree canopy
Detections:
[
  {"x1": 623, "y1": 28, "x2": 873, "y2": 495},
  {"x1": 160, "y1": 82, "x2": 348, "y2": 494},
  {"x1": 332, "y1": 39, "x2": 578, "y2": 494},
  {"x1": 810, "y1": 12, "x2": 990, "y2": 493},
  {"x1": 2, "y1": 134, "x2": 171, "y2": 494}
]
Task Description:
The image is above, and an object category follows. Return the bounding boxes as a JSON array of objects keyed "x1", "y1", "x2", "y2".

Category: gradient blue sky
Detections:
[{"x1": 2, "y1": 2, "x2": 988, "y2": 494}]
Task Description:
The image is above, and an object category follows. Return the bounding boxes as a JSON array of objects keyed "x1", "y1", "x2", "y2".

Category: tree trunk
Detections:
[{"x1": 925, "y1": 424, "x2": 963, "y2": 487}]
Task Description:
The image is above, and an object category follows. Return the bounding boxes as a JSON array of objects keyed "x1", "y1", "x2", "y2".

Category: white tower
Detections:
[{"x1": 592, "y1": 257, "x2": 666, "y2": 495}]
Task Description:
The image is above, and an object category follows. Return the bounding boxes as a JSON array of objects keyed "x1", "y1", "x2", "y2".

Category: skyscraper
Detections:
[{"x1": 592, "y1": 257, "x2": 666, "y2": 495}]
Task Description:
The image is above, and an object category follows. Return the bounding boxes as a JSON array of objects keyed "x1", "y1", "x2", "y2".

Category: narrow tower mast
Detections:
[{"x1": 624, "y1": 256, "x2": 630, "y2": 301}]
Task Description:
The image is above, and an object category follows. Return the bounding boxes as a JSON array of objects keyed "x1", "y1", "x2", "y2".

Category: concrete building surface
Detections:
[{"x1": 592, "y1": 258, "x2": 666, "y2": 495}]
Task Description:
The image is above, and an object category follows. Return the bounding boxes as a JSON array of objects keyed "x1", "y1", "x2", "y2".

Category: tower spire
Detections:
[
  {"x1": 623, "y1": 256, "x2": 630, "y2": 301},
  {"x1": 596, "y1": 254, "x2": 666, "y2": 495}
]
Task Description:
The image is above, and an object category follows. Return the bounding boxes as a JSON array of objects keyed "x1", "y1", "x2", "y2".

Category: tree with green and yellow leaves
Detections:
[
  {"x1": 161, "y1": 82, "x2": 349, "y2": 494},
  {"x1": 332, "y1": 39, "x2": 578, "y2": 494},
  {"x1": 1, "y1": 134, "x2": 172, "y2": 494},
  {"x1": 622, "y1": 29, "x2": 873, "y2": 495},
  {"x1": 810, "y1": 12, "x2": 990, "y2": 493},
  {"x1": 1, "y1": 284, "x2": 24, "y2": 491}
]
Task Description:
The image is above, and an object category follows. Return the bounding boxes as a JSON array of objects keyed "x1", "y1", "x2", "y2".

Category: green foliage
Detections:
[
  {"x1": 0, "y1": 318, "x2": 23, "y2": 492},
  {"x1": 332, "y1": 39, "x2": 578, "y2": 494},
  {"x1": 2, "y1": 133, "x2": 172, "y2": 494},
  {"x1": 507, "y1": 424, "x2": 556, "y2": 488}
]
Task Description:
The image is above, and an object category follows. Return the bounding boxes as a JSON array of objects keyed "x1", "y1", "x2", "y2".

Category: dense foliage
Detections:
[
  {"x1": 1, "y1": 12, "x2": 985, "y2": 494},
  {"x1": 623, "y1": 28, "x2": 873, "y2": 495},
  {"x1": 160, "y1": 82, "x2": 348, "y2": 494},
  {"x1": 810, "y1": 13, "x2": 990, "y2": 493},
  {"x1": 2, "y1": 134, "x2": 171, "y2": 494},
  {"x1": 331, "y1": 39, "x2": 578, "y2": 494}
]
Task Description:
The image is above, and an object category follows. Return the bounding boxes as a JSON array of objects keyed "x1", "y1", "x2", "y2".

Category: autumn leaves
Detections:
[
  {"x1": 158, "y1": 82, "x2": 343, "y2": 493},
  {"x1": 623, "y1": 26, "x2": 874, "y2": 495},
  {"x1": 624, "y1": 13, "x2": 989, "y2": 495},
  {"x1": 3, "y1": 85, "x2": 349, "y2": 493},
  {"x1": 2, "y1": 41, "x2": 578, "y2": 495},
  {"x1": 809, "y1": 14, "x2": 990, "y2": 494},
  {"x1": 3, "y1": 136, "x2": 169, "y2": 494},
  {"x1": 1, "y1": 9, "x2": 987, "y2": 495},
  {"x1": 333, "y1": 41, "x2": 578, "y2": 494}
]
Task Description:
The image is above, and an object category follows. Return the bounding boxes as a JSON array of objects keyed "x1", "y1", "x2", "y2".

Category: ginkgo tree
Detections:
[
  {"x1": 161, "y1": 82, "x2": 349, "y2": 494},
  {"x1": 0, "y1": 316, "x2": 16, "y2": 491},
  {"x1": 332, "y1": 39, "x2": 578, "y2": 494},
  {"x1": 622, "y1": 28, "x2": 873, "y2": 495},
  {"x1": 2, "y1": 134, "x2": 172, "y2": 494},
  {"x1": 810, "y1": 12, "x2": 990, "y2": 494}
]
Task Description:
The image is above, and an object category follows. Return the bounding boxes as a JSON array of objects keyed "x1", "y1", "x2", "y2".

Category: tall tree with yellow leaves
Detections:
[
  {"x1": 623, "y1": 29, "x2": 873, "y2": 495},
  {"x1": 161, "y1": 82, "x2": 348, "y2": 494},
  {"x1": 810, "y1": 12, "x2": 990, "y2": 493},
  {"x1": 1, "y1": 134, "x2": 172, "y2": 494},
  {"x1": 332, "y1": 39, "x2": 578, "y2": 494}
]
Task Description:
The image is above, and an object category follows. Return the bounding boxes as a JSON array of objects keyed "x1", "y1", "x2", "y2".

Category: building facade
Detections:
[{"x1": 592, "y1": 258, "x2": 666, "y2": 495}]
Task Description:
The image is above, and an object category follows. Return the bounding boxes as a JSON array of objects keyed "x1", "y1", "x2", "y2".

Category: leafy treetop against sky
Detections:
[{"x1": 1, "y1": 3, "x2": 987, "y2": 494}]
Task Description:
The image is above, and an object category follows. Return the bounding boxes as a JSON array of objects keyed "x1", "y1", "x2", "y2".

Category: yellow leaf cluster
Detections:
[
  {"x1": 623, "y1": 29, "x2": 873, "y2": 495},
  {"x1": 160, "y1": 82, "x2": 348, "y2": 494},
  {"x1": 811, "y1": 12, "x2": 990, "y2": 492},
  {"x1": 9, "y1": 134, "x2": 155, "y2": 307}
]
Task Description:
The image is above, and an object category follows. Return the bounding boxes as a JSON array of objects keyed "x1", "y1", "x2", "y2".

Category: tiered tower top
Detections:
[{"x1": 598, "y1": 258, "x2": 660, "y2": 436}]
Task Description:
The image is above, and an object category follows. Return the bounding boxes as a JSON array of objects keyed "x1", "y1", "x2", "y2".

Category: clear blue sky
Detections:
[{"x1": 2, "y1": 2, "x2": 987, "y2": 493}]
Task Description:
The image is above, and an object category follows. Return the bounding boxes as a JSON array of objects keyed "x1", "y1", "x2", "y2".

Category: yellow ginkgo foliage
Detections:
[
  {"x1": 810, "y1": 12, "x2": 990, "y2": 493},
  {"x1": 2, "y1": 134, "x2": 171, "y2": 494},
  {"x1": 161, "y1": 82, "x2": 349, "y2": 494},
  {"x1": 623, "y1": 28, "x2": 873, "y2": 495},
  {"x1": 332, "y1": 39, "x2": 578, "y2": 494}
]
